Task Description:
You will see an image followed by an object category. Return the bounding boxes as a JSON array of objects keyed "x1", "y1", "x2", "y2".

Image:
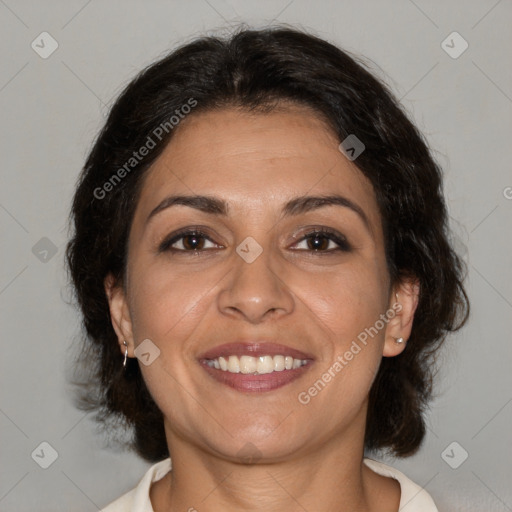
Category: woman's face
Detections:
[{"x1": 108, "y1": 105, "x2": 411, "y2": 462}]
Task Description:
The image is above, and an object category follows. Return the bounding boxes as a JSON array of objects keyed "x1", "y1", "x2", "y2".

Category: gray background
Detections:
[{"x1": 1, "y1": 1, "x2": 511, "y2": 511}]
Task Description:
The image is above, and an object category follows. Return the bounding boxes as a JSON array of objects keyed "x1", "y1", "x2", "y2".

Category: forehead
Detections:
[{"x1": 132, "y1": 106, "x2": 381, "y2": 231}]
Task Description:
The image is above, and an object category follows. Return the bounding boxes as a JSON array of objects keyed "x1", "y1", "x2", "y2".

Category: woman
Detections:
[{"x1": 66, "y1": 26, "x2": 469, "y2": 511}]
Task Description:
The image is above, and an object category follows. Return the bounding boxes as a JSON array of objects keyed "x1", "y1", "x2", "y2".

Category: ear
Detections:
[
  {"x1": 104, "y1": 273, "x2": 135, "y2": 358},
  {"x1": 382, "y1": 277, "x2": 420, "y2": 357}
]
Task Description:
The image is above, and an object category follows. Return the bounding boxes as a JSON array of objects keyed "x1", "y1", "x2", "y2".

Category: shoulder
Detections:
[
  {"x1": 101, "y1": 489, "x2": 136, "y2": 512},
  {"x1": 363, "y1": 457, "x2": 439, "y2": 512},
  {"x1": 100, "y1": 458, "x2": 172, "y2": 512}
]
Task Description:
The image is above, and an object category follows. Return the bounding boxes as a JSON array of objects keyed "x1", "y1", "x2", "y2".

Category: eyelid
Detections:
[
  {"x1": 289, "y1": 227, "x2": 351, "y2": 252},
  {"x1": 158, "y1": 226, "x2": 223, "y2": 252}
]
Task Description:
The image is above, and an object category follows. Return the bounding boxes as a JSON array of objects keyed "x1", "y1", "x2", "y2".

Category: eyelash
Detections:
[
  {"x1": 292, "y1": 228, "x2": 351, "y2": 252},
  {"x1": 158, "y1": 227, "x2": 351, "y2": 254}
]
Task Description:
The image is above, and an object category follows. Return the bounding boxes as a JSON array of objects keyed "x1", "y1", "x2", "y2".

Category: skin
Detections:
[{"x1": 105, "y1": 104, "x2": 419, "y2": 512}]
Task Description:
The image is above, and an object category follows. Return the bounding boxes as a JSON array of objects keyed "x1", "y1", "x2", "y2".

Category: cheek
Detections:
[
  {"x1": 127, "y1": 258, "x2": 225, "y2": 344},
  {"x1": 298, "y1": 260, "x2": 388, "y2": 346},
  {"x1": 294, "y1": 259, "x2": 388, "y2": 400},
  {"x1": 126, "y1": 262, "x2": 225, "y2": 431},
  {"x1": 296, "y1": 271, "x2": 386, "y2": 425}
]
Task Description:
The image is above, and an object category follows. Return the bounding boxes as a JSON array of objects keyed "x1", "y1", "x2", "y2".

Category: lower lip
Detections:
[{"x1": 199, "y1": 361, "x2": 313, "y2": 392}]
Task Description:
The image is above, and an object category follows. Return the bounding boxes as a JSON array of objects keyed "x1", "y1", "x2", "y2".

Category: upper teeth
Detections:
[{"x1": 205, "y1": 355, "x2": 308, "y2": 374}]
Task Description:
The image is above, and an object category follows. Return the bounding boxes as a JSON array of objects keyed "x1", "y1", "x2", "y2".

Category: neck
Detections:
[{"x1": 150, "y1": 416, "x2": 397, "y2": 512}]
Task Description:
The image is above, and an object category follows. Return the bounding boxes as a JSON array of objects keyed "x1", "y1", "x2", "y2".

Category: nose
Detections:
[{"x1": 217, "y1": 244, "x2": 295, "y2": 323}]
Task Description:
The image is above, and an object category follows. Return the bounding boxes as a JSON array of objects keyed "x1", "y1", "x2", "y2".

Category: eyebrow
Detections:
[{"x1": 145, "y1": 194, "x2": 372, "y2": 234}]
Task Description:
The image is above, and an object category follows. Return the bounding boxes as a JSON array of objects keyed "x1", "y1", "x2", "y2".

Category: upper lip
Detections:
[{"x1": 198, "y1": 342, "x2": 315, "y2": 361}]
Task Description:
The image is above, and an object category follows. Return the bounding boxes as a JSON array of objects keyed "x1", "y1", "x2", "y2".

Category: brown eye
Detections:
[
  {"x1": 181, "y1": 233, "x2": 206, "y2": 250},
  {"x1": 159, "y1": 229, "x2": 219, "y2": 252},
  {"x1": 291, "y1": 229, "x2": 351, "y2": 253},
  {"x1": 306, "y1": 233, "x2": 331, "y2": 251}
]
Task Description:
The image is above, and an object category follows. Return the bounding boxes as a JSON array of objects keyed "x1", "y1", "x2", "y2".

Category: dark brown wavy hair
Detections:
[{"x1": 65, "y1": 25, "x2": 469, "y2": 462}]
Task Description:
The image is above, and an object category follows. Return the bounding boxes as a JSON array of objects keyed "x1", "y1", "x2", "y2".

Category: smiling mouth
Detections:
[
  {"x1": 197, "y1": 341, "x2": 315, "y2": 392},
  {"x1": 203, "y1": 354, "x2": 309, "y2": 374},
  {"x1": 199, "y1": 354, "x2": 314, "y2": 392}
]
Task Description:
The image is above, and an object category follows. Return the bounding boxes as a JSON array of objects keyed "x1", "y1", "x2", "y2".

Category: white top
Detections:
[{"x1": 101, "y1": 457, "x2": 438, "y2": 511}]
